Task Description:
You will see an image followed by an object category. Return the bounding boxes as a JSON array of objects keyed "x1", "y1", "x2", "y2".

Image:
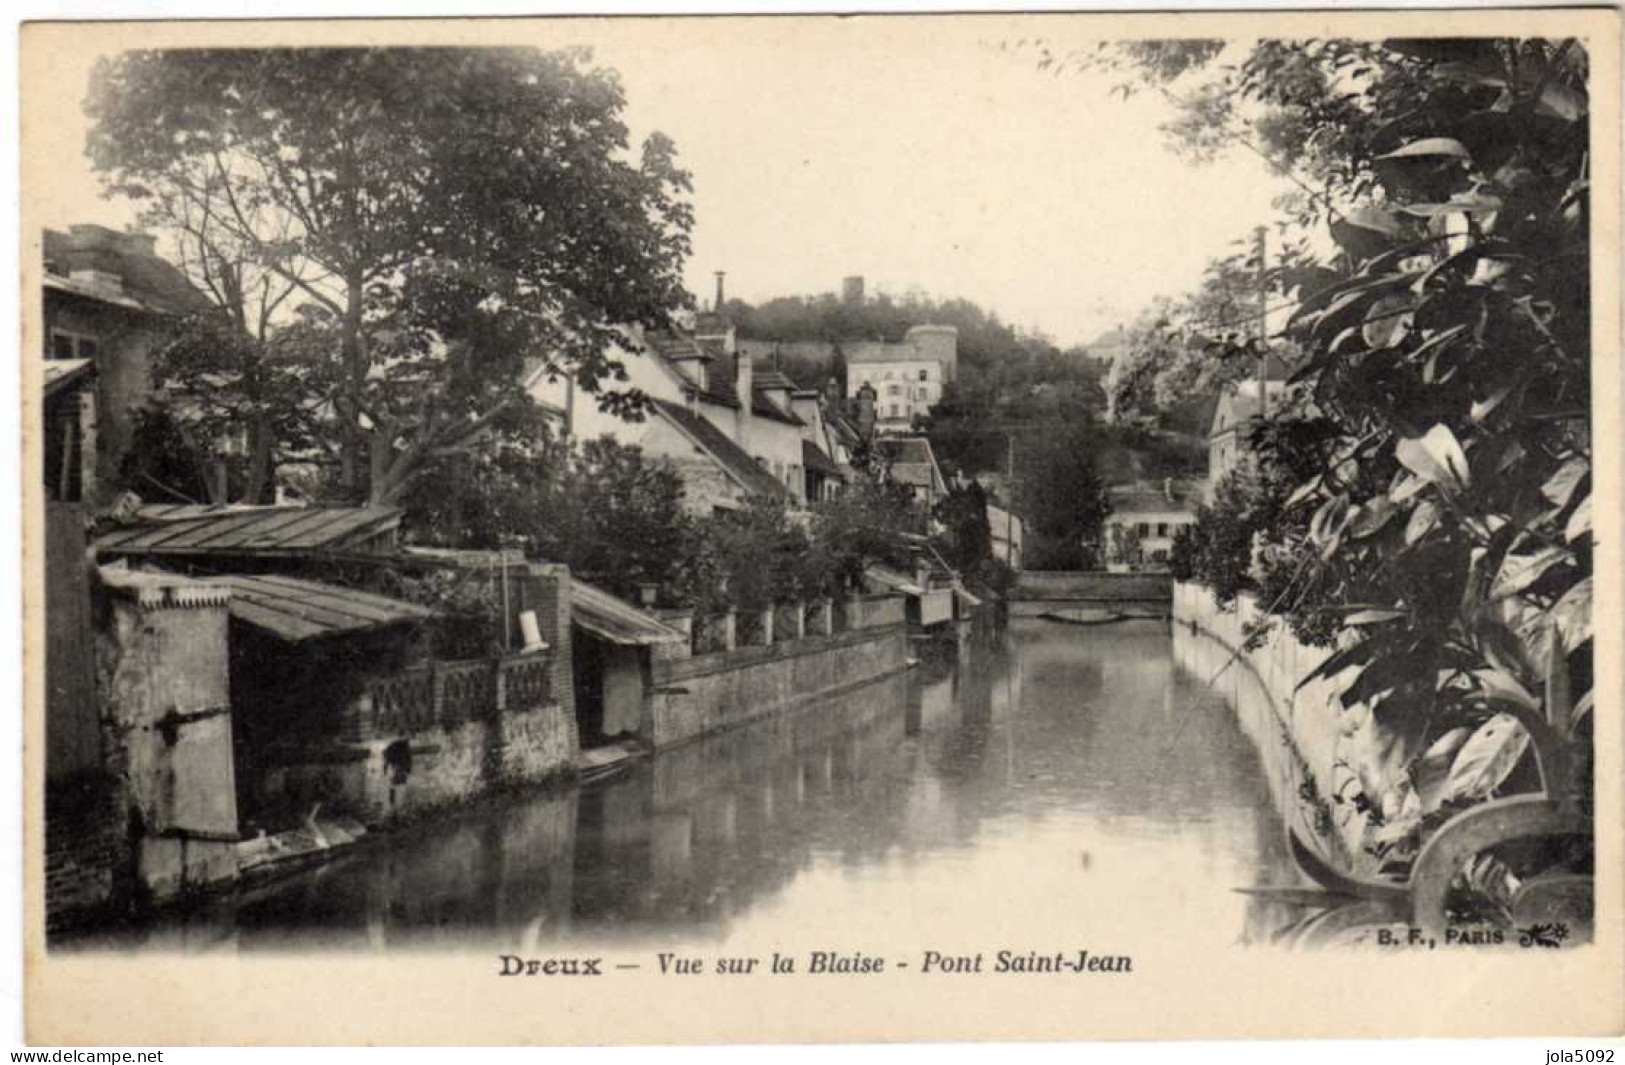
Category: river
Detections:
[{"x1": 62, "y1": 618, "x2": 1319, "y2": 953}]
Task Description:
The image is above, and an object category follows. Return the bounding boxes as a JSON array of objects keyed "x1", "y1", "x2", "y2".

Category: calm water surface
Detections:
[{"x1": 67, "y1": 619, "x2": 1311, "y2": 953}]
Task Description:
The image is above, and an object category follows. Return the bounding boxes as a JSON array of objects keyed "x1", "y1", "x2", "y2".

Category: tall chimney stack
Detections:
[{"x1": 714, "y1": 270, "x2": 727, "y2": 312}]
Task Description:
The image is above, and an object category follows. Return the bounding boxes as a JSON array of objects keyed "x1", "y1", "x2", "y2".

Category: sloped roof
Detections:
[
  {"x1": 1106, "y1": 479, "x2": 1203, "y2": 515},
  {"x1": 43, "y1": 227, "x2": 213, "y2": 317},
  {"x1": 802, "y1": 439, "x2": 844, "y2": 479},
  {"x1": 97, "y1": 506, "x2": 403, "y2": 558},
  {"x1": 42, "y1": 358, "x2": 94, "y2": 397},
  {"x1": 212, "y1": 573, "x2": 434, "y2": 643},
  {"x1": 650, "y1": 398, "x2": 791, "y2": 501},
  {"x1": 750, "y1": 387, "x2": 804, "y2": 425},
  {"x1": 754, "y1": 371, "x2": 796, "y2": 391},
  {"x1": 571, "y1": 581, "x2": 686, "y2": 646},
  {"x1": 864, "y1": 565, "x2": 924, "y2": 597}
]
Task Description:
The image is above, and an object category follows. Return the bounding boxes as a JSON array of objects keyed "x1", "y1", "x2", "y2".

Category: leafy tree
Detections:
[
  {"x1": 1086, "y1": 37, "x2": 1593, "y2": 886},
  {"x1": 88, "y1": 47, "x2": 694, "y2": 504},
  {"x1": 1017, "y1": 422, "x2": 1111, "y2": 569},
  {"x1": 933, "y1": 479, "x2": 993, "y2": 574}
]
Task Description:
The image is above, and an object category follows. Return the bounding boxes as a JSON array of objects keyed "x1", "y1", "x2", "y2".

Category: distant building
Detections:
[
  {"x1": 42, "y1": 225, "x2": 213, "y2": 506},
  {"x1": 1084, "y1": 326, "x2": 1131, "y2": 369},
  {"x1": 844, "y1": 325, "x2": 958, "y2": 433},
  {"x1": 1104, "y1": 478, "x2": 1202, "y2": 572},
  {"x1": 1207, "y1": 376, "x2": 1292, "y2": 500},
  {"x1": 987, "y1": 501, "x2": 1024, "y2": 571},
  {"x1": 874, "y1": 436, "x2": 947, "y2": 510}
]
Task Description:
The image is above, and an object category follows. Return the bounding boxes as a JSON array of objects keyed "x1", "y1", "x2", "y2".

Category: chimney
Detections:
[
  {"x1": 1164, "y1": 477, "x2": 1174, "y2": 503},
  {"x1": 842, "y1": 276, "x2": 864, "y2": 304},
  {"x1": 734, "y1": 350, "x2": 753, "y2": 449},
  {"x1": 714, "y1": 270, "x2": 726, "y2": 312}
]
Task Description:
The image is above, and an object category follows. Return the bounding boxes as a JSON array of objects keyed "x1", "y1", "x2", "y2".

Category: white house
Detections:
[
  {"x1": 524, "y1": 318, "x2": 842, "y2": 515},
  {"x1": 1103, "y1": 479, "x2": 1202, "y2": 572},
  {"x1": 844, "y1": 325, "x2": 958, "y2": 433},
  {"x1": 1207, "y1": 376, "x2": 1292, "y2": 501}
]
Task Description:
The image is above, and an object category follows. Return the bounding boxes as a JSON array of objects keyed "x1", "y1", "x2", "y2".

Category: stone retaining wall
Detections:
[
  {"x1": 1171, "y1": 581, "x2": 1406, "y2": 874},
  {"x1": 650, "y1": 618, "x2": 908, "y2": 749}
]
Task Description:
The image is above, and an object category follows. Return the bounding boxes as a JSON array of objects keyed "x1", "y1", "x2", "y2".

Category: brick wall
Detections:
[{"x1": 44, "y1": 773, "x2": 126, "y2": 929}]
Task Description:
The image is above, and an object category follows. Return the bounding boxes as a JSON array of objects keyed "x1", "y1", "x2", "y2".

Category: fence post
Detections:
[
  {"x1": 761, "y1": 606, "x2": 775, "y2": 647},
  {"x1": 721, "y1": 609, "x2": 736, "y2": 652}
]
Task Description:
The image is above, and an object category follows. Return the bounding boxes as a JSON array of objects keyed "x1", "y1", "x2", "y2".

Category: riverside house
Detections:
[{"x1": 523, "y1": 315, "x2": 845, "y2": 514}]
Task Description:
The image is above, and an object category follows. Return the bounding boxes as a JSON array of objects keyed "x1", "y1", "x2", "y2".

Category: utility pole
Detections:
[
  {"x1": 1006, "y1": 432, "x2": 1015, "y2": 568},
  {"x1": 1256, "y1": 225, "x2": 1269, "y2": 420}
]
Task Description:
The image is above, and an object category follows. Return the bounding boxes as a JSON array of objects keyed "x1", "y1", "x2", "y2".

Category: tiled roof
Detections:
[
  {"x1": 802, "y1": 439, "x2": 845, "y2": 479},
  {"x1": 571, "y1": 580, "x2": 686, "y2": 646},
  {"x1": 97, "y1": 506, "x2": 403, "y2": 558},
  {"x1": 650, "y1": 399, "x2": 791, "y2": 501},
  {"x1": 210, "y1": 572, "x2": 434, "y2": 643}
]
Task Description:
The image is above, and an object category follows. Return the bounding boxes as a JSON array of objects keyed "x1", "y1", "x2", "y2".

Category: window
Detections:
[
  {"x1": 883, "y1": 370, "x2": 894, "y2": 380},
  {"x1": 888, "y1": 404, "x2": 901, "y2": 418},
  {"x1": 1156, "y1": 522, "x2": 1168, "y2": 538},
  {"x1": 1137, "y1": 522, "x2": 1151, "y2": 537},
  {"x1": 888, "y1": 384, "x2": 901, "y2": 396},
  {"x1": 918, "y1": 369, "x2": 928, "y2": 381},
  {"x1": 49, "y1": 329, "x2": 98, "y2": 361}
]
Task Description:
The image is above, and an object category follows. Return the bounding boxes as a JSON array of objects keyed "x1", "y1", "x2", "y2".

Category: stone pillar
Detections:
[
  {"x1": 516, "y1": 563, "x2": 575, "y2": 730},
  {"x1": 760, "y1": 606, "x2": 776, "y2": 647},
  {"x1": 721, "y1": 609, "x2": 736, "y2": 652}
]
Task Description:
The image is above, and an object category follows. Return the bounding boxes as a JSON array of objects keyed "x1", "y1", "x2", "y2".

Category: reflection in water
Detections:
[{"x1": 65, "y1": 619, "x2": 1321, "y2": 953}]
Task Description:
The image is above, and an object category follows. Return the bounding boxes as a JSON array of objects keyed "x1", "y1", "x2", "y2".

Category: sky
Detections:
[{"x1": 30, "y1": 17, "x2": 1292, "y2": 347}]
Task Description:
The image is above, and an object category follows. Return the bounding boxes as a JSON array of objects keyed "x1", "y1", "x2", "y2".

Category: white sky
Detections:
[{"x1": 31, "y1": 19, "x2": 1291, "y2": 347}]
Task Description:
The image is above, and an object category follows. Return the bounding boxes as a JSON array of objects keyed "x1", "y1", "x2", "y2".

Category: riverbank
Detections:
[{"x1": 1170, "y1": 581, "x2": 1405, "y2": 880}]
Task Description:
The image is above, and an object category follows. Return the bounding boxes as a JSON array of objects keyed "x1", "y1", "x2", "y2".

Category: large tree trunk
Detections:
[{"x1": 339, "y1": 270, "x2": 368, "y2": 502}]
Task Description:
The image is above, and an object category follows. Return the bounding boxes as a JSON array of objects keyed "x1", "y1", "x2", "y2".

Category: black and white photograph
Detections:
[{"x1": 18, "y1": 9, "x2": 1622, "y2": 1046}]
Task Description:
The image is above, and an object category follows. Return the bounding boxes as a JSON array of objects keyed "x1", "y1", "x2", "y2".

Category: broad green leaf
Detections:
[
  {"x1": 1345, "y1": 608, "x2": 1406, "y2": 626},
  {"x1": 1564, "y1": 495, "x2": 1592, "y2": 543},
  {"x1": 1362, "y1": 294, "x2": 1416, "y2": 348},
  {"x1": 1470, "y1": 667, "x2": 1540, "y2": 713},
  {"x1": 1396, "y1": 424, "x2": 1471, "y2": 493},
  {"x1": 1490, "y1": 546, "x2": 1573, "y2": 601},
  {"x1": 1541, "y1": 457, "x2": 1588, "y2": 508},
  {"x1": 1550, "y1": 576, "x2": 1592, "y2": 652},
  {"x1": 1348, "y1": 496, "x2": 1398, "y2": 539},
  {"x1": 1412, "y1": 726, "x2": 1472, "y2": 812},
  {"x1": 1376, "y1": 137, "x2": 1472, "y2": 162},
  {"x1": 1438, "y1": 712, "x2": 1530, "y2": 806},
  {"x1": 1404, "y1": 499, "x2": 1441, "y2": 545}
]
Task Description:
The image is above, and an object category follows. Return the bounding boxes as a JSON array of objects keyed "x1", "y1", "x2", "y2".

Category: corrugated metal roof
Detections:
[
  {"x1": 572, "y1": 581, "x2": 685, "y2": 646},
  {"x1": 96, "y1": 506, "x2": 402, "y2": 558},
  {"x1": 212, "y1": 573, "x2": 435, "y2": 643}
]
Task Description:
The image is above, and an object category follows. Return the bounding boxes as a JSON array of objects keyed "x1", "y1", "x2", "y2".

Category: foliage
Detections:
[
  {"x1": 1016, "y1": 421, "x2": 1111, "y2": 570},
  {"x1": 1093, "y1": 37, "x2": 1594, "y2": 893},
  {"x1": 401, "y1": 432, "x2": 694, "y2": 608},
  {"x1": 933, "y1": 480, "x2": 993, "y2": 575},
  {"x1": 808, "y1": 474, "x2": 926, "y2": 593},
  {"x1": 1106, "y1": 523, "x2": 1144, "y2": 570},
  {"x1": 88, "y1": 47, "x2": 694, "y2": 504}
]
